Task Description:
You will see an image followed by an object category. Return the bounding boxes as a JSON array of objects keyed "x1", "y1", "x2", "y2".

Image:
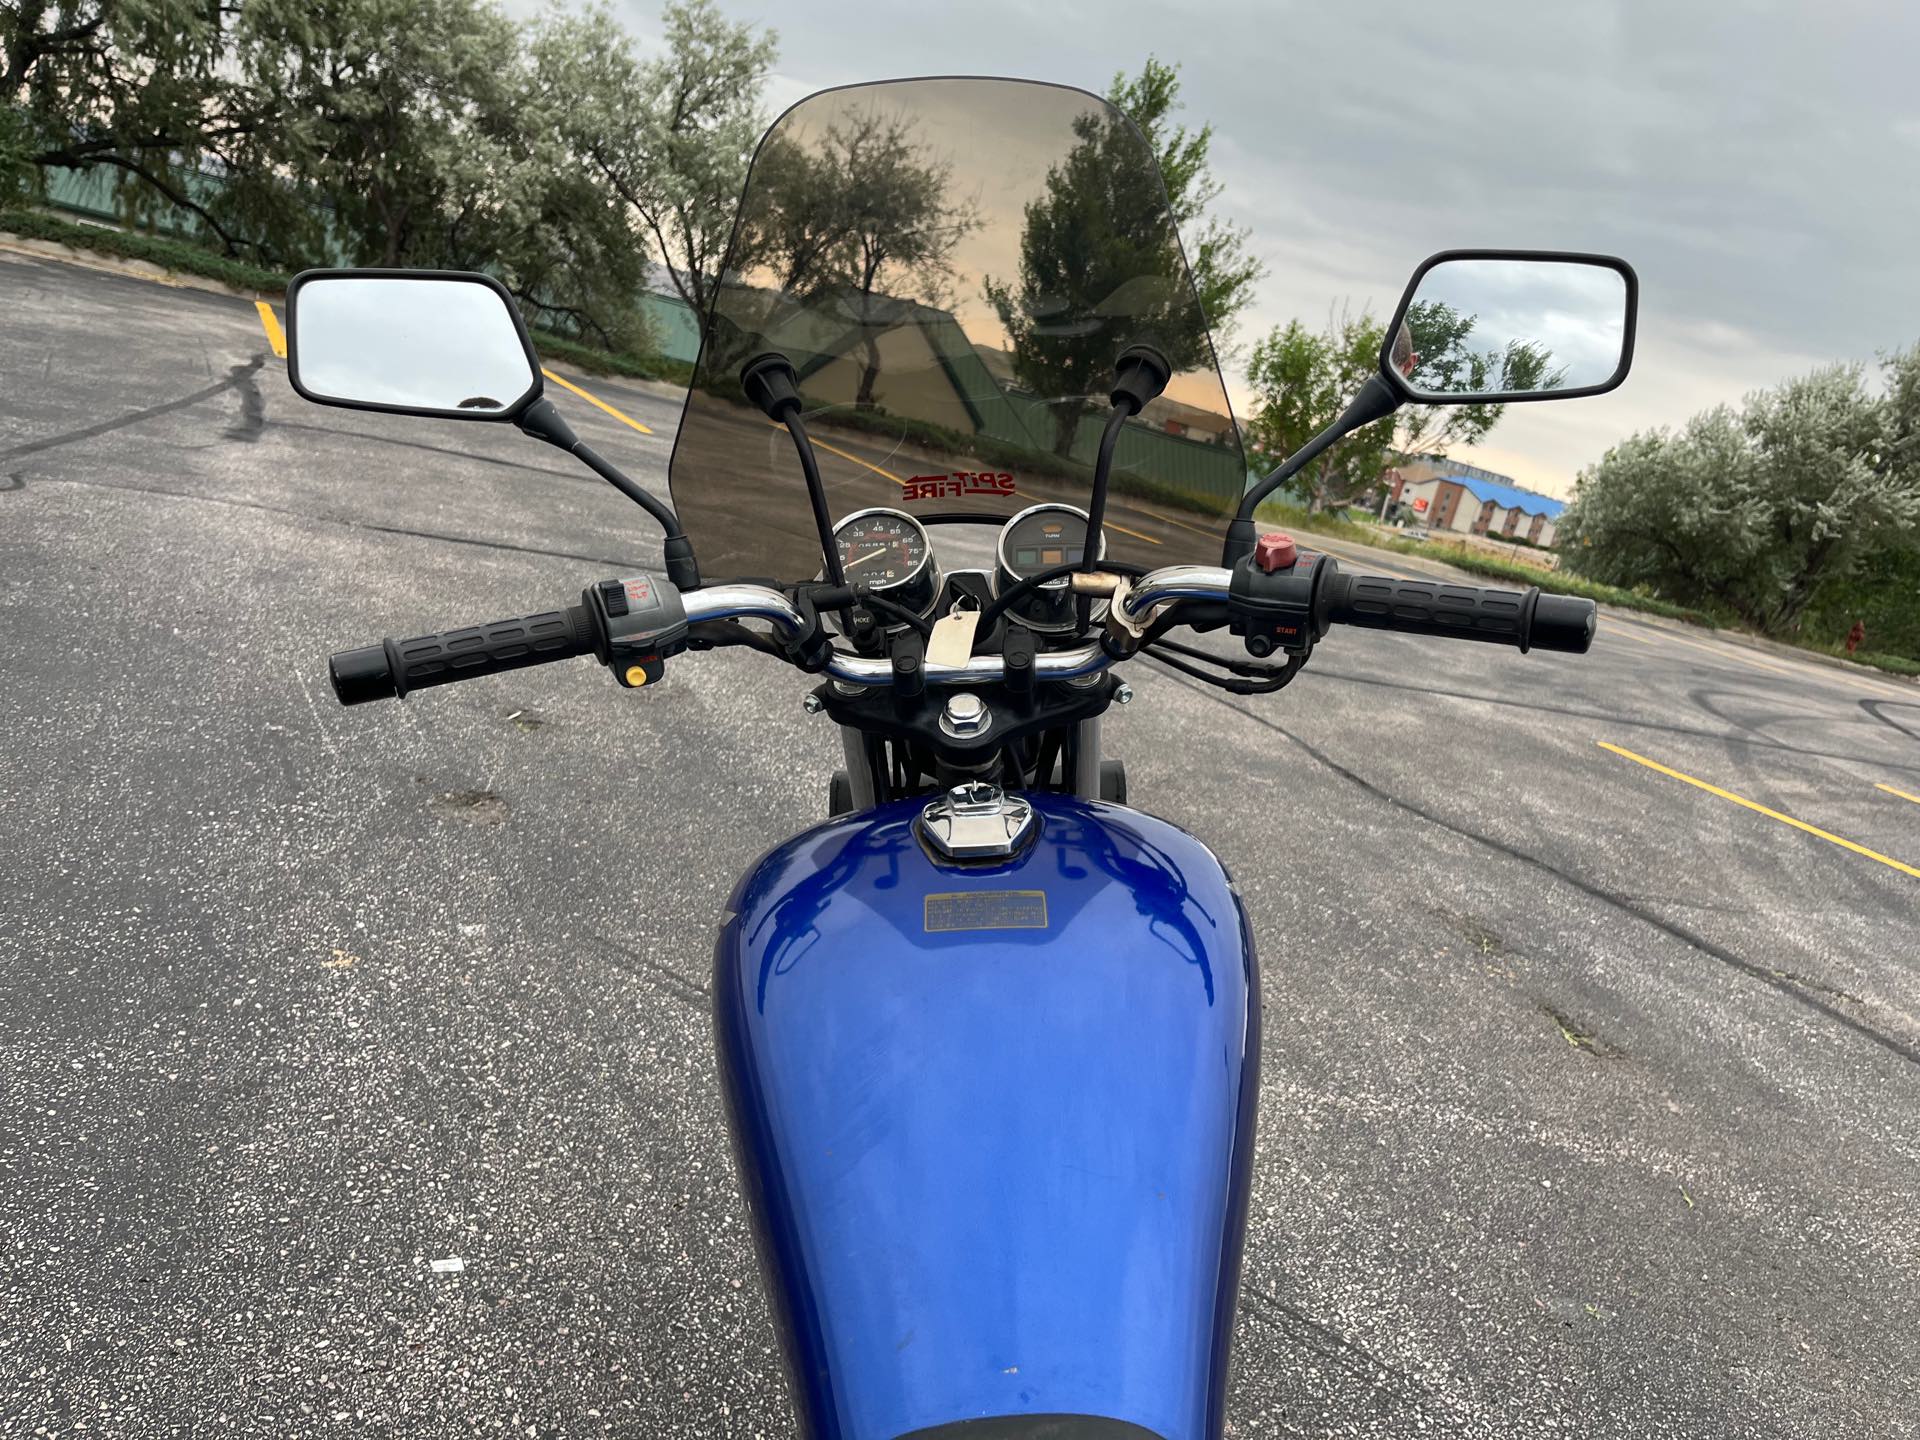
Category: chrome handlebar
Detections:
[{"x1": 683, "y1": 567, "x2": 1234, "y2": 688}]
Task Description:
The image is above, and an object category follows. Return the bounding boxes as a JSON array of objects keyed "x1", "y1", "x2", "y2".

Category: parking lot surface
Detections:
[{"x1": 3, "y1": 252, "x2": 1918, "y2": 1438}]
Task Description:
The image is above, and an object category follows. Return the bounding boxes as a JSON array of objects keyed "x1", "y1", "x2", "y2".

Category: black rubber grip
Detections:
[
  {"x1": 1326, "y1": 573, "x2": 1594, "y2": 654},
  {"x1": 1528, "y1": 593, "x2": 1599, "y2": 653},
  {"x1": 328, "y1": 604, "x2": 597, "y2": 705}
]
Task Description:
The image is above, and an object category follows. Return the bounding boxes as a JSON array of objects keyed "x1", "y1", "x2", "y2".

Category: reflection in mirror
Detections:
[
  {"x1": 669, "y1": 78, "x2": 1248, "y2": 581},
  {"x1": 290, "y1": 275, "x2": 539, "y2": 417},
  {"x1": 1391, "y1": 259, "x2": 1629, "y2": 400}
]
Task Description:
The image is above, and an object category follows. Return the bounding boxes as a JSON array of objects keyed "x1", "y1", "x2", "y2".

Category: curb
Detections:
[
  {"x1": 0, "y1": 231, "x2": 279, "y2": 302},
  {"x1": 1297, "y1": 529, "x2": 1917, "y2": 688}
]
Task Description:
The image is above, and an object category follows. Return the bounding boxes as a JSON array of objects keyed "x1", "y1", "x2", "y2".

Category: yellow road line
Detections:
[
  {"x1": 789, "y1": 426, "x2": 909, "y2": 485},
  {"x1": 541, "y1": 368, "x2": 653, "y2": 435},
  {"x1": 1102, "y1": 517, "x2": 1162, "y2": 546},
  {"x1": 254, "y1": 302, "x2": 286, "y2": 359},
  {"x1": 1876, "y1": 782, "x2": 1920, "y2": 807},
  {"x1": 1127, "y1": 502, "x2": 1230, "y2": 542},
  {"x1": 1598, "y1": 741, "x2": 1920, "y2": 880}
]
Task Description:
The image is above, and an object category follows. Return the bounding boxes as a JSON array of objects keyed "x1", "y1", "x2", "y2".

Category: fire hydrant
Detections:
[{"x1": 1845, "y1": 619, "x2": 1866, "y2": 655}]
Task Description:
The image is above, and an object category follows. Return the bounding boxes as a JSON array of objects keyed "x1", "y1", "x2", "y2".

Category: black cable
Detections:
[
  {"x1": 856, "y1": 592, "x2": 935, "y2": 637},
  {"x1": 684, "y1": 620, "x2": 787, "y2": 659},
  {"x1": 1139, "y1": 643, "x2": 1303, "y2": 694},
  {"x1": 978, "y1": 559, "x2": 1149, "y2": 633},
  {"x1": 1146, "y1": 634, "x2": 1295, "y2": 679}
]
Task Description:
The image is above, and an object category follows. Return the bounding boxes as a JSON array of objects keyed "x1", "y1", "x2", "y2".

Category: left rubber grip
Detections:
[{"x1": 329, "y1": 604, "x2": 598, "y2": 704}]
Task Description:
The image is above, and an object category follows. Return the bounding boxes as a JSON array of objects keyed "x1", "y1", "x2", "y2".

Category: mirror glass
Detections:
[
  {"x1": 290, "y1": 275, "x2": 539, "y2": 417},
  {"x1": 1388, "y1": 258, "x2": 1629, "y2": 400}
]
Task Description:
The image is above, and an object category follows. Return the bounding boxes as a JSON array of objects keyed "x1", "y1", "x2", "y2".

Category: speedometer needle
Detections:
[{"x1": 845, "y1": 547, "x2": 891, "y2": 571}]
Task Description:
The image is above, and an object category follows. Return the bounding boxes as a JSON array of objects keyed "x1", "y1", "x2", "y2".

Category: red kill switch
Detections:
[{"x1": 1254, "y1": 532, "x2": 1297, "y2": 572}]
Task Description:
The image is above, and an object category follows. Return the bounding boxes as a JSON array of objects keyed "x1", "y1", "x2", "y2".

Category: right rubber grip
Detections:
[
  {"x1": 1327, "y1": 574, "x2": 1594, "y2": 654},
  {"x1": 329, "y1": 604, "x2": 597, "y2": 704}
]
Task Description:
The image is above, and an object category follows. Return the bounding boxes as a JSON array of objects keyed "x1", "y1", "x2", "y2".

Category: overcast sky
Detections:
[{"x1": 591, "y1": 0, "x2": 1920, "y2": 496}]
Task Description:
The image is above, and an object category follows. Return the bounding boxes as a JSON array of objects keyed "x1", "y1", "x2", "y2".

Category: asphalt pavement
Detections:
[{"x1": 3, "y1": 250, "x2": 1918, "y2": 1439}]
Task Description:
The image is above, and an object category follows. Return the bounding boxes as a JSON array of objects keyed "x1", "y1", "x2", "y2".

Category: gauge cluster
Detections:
[
  {"x1": 994, "y1": 503, "x2": 1106, "y2": 633},
  {"x1": 831, "y1": 508, "x2": 940, "y2": 621},
  {"x1": 829, "y1": 502, "x2": 1108, "y2": 636}
]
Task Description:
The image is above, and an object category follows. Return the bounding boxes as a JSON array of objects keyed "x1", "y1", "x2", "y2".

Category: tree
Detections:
[
  {"x1": 536, "y1": 0, "x2": 775, "y2": 341},
  {"x1": 1390, "y1": 299, "x2": 1561, "y2": 463},
  {"x1": 212, "y1": 0, "x2": 652, "y2": 348},
  {"x1": 1106, "y1": 57, "x2": 1264, "y2": 350},
  {"x1": 3, "y1": 0, "x2": 261, "y2": 255},
  {"x1": 985, "y1": 98, "x2": 1216, "y2": 456},
  {"x1": 735, "y1": 106, "x2": 976, "y2": 407},
  {"x1": 1242, "y1": 306, "x2": 1392, "y2": 512},
  {"x1": 1560, "y1": 348, "x2": 1920, "y2": 634},
  {"x1": 226, "y1": 0, "x2": 523, "y2": 268},
  {"x1": 1240, "y1": 298, "x2": 1556, "y2": 512}
]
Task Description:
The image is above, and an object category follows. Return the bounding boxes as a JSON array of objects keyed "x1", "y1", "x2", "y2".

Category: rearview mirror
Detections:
[
  {"x1": 1380, "y1": 250, "x2": 1636, "y2": 404},
  {"x1": 286, "y1": 270, "x2": 543, "y2": 420}
]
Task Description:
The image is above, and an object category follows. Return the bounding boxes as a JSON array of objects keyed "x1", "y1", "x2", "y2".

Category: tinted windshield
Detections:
[{"x1": 667, "y1": 77, "x2": 1248, "y2": 579}]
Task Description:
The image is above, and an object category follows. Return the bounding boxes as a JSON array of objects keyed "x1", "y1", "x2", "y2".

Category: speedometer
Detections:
[
  {"x1": 832, "y1": 508, "x2": 939, "y2": 621},
  {"x1": 993, "y1": 503, "x2": 1107, "y2": 632}
]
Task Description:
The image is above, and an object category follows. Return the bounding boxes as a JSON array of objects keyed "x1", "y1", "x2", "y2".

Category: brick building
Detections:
[{"x1": 1385, "y1": 457, "x2": 1566, "y2": 547}]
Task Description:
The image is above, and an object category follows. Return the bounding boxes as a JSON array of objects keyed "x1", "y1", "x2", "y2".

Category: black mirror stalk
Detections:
[
  {"x1": 518, "y1": 396, "x2": 700, "y2": 591},
  {"x1": 1224, "y1": 372, "x2": 1401, "y2": 567},
  {"x1": 1078, "y1": 345, "x2": 1173, "y2": 627},
  {"x1": 740, "y1": 353, "x2": 846, "y2": 589}
]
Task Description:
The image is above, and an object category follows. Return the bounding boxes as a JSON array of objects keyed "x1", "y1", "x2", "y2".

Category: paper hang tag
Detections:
[{"x1": 925, "y1": 601, "x2": 981, "y2": 668}]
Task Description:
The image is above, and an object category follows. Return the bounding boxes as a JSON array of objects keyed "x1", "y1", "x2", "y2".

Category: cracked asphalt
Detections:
[{"x1": 3, "y1": 252, "x2": 1918, "y2": 1438}]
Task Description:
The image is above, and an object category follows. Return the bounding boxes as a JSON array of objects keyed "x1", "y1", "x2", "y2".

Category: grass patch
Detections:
[
  {"x1": 1, "y1": 205, "x2": 290, "y2": 291},
  {"x1": 530, "y1": 330, "x2": 693, "y2": 386},
  {"x1": 1792, "y1": 646, "x2": 1920, "y2": 678},
  {"x1": 1253, "y1": 499, "x2": 1724, "y2": 627},
  {"x1": 1417, "y1": 549, "x2": 1721, "y2": 627},
  {"x1": 2, "y1": 205, "x2": 693, "y2": 384}
]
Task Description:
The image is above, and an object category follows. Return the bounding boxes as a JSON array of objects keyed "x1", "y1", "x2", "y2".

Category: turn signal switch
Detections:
[{"x1": 586, "y1": 574, "x2": 689, "y2": 688}]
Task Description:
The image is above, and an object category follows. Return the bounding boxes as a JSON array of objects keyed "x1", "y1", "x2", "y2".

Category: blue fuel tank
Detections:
[{"x1": 714, "y1": 793, "x2": 1259, "y2": 1440}]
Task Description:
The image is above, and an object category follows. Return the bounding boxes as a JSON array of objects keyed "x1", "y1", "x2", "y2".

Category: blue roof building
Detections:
[{"x1": 1449, "y1": 477, "x2": 1566, "y2": 520}]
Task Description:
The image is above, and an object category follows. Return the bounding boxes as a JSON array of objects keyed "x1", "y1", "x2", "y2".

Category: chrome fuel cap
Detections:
[{"x1": 918, "y1": 782, "x2": 1037, "y2": 861}]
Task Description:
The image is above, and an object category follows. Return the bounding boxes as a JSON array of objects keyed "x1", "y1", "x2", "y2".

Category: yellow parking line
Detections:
[
  {"x1": 254, "y1": 302, "x2": 286, "y2": 358},
  {"x1": 1599, "y1": 741, "x2": 1920, "y2": 880},
  {"x1": 1876, "y1": 782, "x2": 1920, "y2": 807},
  {"x1": 541, "y1": 368, "x2": 653, "y2": 435}
]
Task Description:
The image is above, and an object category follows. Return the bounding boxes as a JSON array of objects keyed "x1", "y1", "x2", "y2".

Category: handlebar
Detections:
[{"x1": 326, "y1": 554, "x2": 1595, "y2": 704}]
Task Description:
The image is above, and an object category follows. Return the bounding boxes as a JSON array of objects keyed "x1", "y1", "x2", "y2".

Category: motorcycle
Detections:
[{"x1": 284, "y1": 76, "x2": 1636, "y2": 1440}]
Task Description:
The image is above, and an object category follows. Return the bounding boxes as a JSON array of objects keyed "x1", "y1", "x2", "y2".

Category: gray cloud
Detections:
[{"x1": 581, "y1": 0, "x2": 1920, "y2": 491}]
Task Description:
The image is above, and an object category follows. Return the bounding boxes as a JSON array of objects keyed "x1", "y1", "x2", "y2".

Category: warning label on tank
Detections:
[{"x1": 923, "y1": 890, "x2": 1049, "y2": 932}]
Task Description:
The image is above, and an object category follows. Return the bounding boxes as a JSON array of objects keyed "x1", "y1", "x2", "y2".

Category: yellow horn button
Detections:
[{"x1": 624, "y1": 665, "x2": 649, "y2": 687}]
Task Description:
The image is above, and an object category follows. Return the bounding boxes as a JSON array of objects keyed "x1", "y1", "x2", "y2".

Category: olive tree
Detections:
[{"x1": 1560, "y1": 347, "x2": 1920, "y2": 634}]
